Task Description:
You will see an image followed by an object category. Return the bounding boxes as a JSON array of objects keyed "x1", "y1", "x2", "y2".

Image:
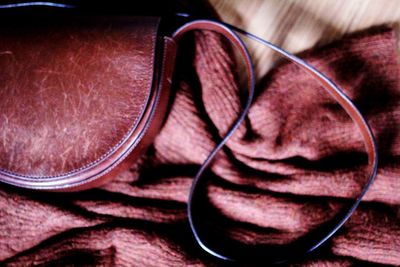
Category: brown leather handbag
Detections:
[
  {"x1": 0, "y1": 14, "x2": 176, "y2": 190},
  {"x1": 0, "y1": 2, "x2": 378, "y2": 264}
]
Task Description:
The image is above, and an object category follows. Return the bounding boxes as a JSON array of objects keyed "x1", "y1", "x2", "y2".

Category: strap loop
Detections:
[{"x1": 173, "y1": 19, "x2": 378, "y2": 264}]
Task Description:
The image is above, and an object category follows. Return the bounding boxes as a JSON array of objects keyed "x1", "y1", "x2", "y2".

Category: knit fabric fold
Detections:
[{"x1": 1, "y1": 26, "x2": 399, "y2": 266}]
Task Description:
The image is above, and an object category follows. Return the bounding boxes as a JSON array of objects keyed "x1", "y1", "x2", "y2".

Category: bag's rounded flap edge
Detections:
[{"x1": 0, "y1": 16, "x2": 174, "y2": 189}]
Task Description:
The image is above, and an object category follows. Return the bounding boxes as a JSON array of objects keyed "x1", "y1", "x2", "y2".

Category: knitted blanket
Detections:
[{"x1": 1, "y1": 25, "x2": 399, "y2": 266}]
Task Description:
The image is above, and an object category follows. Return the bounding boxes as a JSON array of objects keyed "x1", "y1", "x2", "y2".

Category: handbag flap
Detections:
[{"x1": 0, "y1": 16, "x2": 162, "y2": 178}]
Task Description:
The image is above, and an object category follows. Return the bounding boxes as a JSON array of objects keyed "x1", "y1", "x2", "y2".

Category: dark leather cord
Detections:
[
  {"x1": 0, "y1": 1, "x2": 74, "y2": 8},
  {"x1": 173, "y1": 19, "x2": 378, "y2": 265}
]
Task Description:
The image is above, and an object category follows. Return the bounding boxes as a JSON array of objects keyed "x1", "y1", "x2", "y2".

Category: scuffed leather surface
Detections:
[{"x1": 0, "y1": 16, "x2": 159, "y2": 177}]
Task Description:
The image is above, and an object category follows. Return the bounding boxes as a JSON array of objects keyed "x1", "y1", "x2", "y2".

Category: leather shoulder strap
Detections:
[{"x1": 172, "y1": 19, "x2": 378, "y2": 265}]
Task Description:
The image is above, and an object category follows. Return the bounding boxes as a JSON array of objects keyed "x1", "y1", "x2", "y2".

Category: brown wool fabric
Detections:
[{"x1": 1, "y1": 26, "x2": 399, "y2": 266}]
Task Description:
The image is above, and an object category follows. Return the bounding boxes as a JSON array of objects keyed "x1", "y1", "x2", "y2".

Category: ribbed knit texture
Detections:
[{"x1": 1, "y1": 26, "x2": 399, "y2": 266}]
